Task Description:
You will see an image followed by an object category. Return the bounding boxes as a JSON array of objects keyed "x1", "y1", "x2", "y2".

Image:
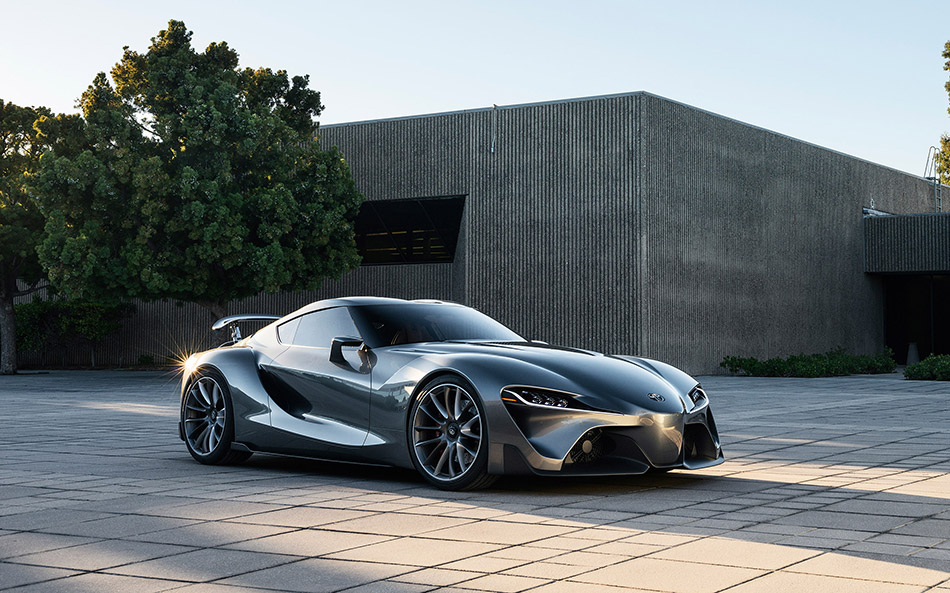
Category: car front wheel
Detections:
[
  {"x1": 181, "y1": 368, "x2": 252, "y2": 465},
  {"x1": 409, "y1": 376, "x2": 497, "y2": 490}
]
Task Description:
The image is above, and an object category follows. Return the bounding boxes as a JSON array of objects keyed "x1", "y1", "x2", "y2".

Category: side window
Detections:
[
  {"x1": 276, "y1": 317, "x2": 301, "y2": 344},
  {"x1": 292, "y1": 307, "x2": 360, "y2": 348}
]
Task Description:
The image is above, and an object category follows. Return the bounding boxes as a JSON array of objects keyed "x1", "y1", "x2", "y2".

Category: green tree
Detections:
[
  {"x1": 940, "y1": 41, "x2": 950, "y2": 185},
  {"x1": 0, "y1": 99, "x2": 53, "y2": 374},
  {"x1": 33, "y1": 20, "x2": 363, "y2": 320}
]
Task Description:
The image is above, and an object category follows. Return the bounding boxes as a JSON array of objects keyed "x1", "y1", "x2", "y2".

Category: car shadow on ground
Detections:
[{"x1": 209, "y1": 449, "x2": 950, "y2": 574}]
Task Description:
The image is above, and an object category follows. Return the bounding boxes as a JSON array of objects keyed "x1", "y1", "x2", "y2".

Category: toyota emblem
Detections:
[{"x1": 647, "y1": 393, "x2": 665, "y2": 402}]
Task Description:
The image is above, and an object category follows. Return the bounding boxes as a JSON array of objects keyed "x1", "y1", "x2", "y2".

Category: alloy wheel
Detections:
[
  {"x1": 411, "y1": 383, "x2": 483, "y2": 481},
  {"x1": 183, "y1": 376, "x2": 227, "y2": 455}
]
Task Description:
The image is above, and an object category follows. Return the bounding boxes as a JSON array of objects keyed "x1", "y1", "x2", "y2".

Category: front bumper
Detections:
[{"x1": 488, "y1": 396, "x2": 723, "y2": 476}]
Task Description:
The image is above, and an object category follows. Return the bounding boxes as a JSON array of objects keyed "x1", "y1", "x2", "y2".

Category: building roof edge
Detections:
[{"x1": 319, "y1": 90, "x2": 929, "y2": 182}]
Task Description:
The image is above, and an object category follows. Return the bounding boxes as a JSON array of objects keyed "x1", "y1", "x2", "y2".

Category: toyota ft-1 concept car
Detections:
[{"x1": 179, "y1": 297, "x2": 723, "y2": 490}]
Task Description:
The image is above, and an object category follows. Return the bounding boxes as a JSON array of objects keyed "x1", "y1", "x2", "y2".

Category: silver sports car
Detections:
[{"x1": 179, "y1": 297, "x2": 723, "y2": 490}]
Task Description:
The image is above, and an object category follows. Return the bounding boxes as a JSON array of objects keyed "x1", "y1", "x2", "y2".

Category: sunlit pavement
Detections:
[{"x1": 0, "y1": 371, "x2": 948, "y2": 593}]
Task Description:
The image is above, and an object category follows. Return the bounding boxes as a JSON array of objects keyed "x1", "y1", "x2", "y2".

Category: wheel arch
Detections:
[
  {"x1": 405, "y1": 368, "x2": 481, "y2": 419},
  {"x1": 180, "y1": 346, "x2": 272, "y2": 446},
  {"x1": 180, "y1": 365, "x2": 253, "y2": 465},
  {"x1": 405, "y1": 369, "x2": 496, "y2": 489}
]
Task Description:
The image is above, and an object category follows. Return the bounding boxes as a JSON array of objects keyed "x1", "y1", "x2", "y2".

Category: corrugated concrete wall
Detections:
[
  {"x1": 463, "y1": 96, "x2": 640, "y2": 352},
  {"x1": 16, "y1": 92, "x2": 939, "y2": 373},
  {"x1": 319, "y1": 95, "x2": 642, "y2": 353},
  {"x1": 636, "y1": 94, "x2": 935, "y2": 371},
  {"x1": 865, "y1": 213, "x2": 950, "y2": 273}
]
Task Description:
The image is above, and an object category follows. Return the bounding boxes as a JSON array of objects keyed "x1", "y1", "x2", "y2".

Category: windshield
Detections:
[{"x1": 350, "y1": 303, "x2": 523, "y2": 347}]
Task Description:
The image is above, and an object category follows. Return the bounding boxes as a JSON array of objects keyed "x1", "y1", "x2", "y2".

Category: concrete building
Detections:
[{"x1": 18, "y1": 92, "x2": 949, "y2": 373}]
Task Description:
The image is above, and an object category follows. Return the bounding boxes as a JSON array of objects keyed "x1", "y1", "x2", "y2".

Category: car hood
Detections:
[{"x1": 388, "y1": 341, "x2": 696, "y2": 413}]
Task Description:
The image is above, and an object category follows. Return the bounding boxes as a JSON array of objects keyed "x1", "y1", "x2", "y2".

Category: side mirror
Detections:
[{"x1": 330, "y1": 336, "x2": 364, "y2": 364}]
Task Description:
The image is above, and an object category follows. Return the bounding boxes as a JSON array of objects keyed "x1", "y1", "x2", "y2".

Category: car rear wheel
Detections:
[
  {"x1": 182, "y1": 369, "x2": 252, "y2": 465},
  {"x1": 409, "y1": 376, "x2": 496, "y2": 490}
]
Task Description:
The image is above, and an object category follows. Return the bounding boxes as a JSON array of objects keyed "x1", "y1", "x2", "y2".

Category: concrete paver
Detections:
[
  {"x1": 0, "y1": 370, "x2": 948, "y2": 592},
  {"x1": 9, "y1": 539, "x2": 192, "y2": 571},
  {"x1": 0, "y1": 562, "x2": 77, "y2": 589},
  {"x1": 786, "y1": 551, "x2": 949, "y2": 586},
  {"x1": 326, "y1": 512, "x2": 475, "y2": 537},
  {"x1": 107, "y1": 548, "x2": 298, "y2": 582},
  {"x1": 228, "y1": 506, "x2": 374, "y2": 528},
  {"x1": 128, "y1": 521, "x2": 292, "y2": 547},
  {"x1": 2, "y1": 573, "x2": 183, "y2": 593},
  {"x1": 504, "y1": 560, "x2": 591, "y2": 579},
  {"x1": 452, "y1": 573, "x2": 551, "y2": 592},
  {"x1": 421, "y1": 521, "x2": 575, "y2": 545},
  {"x1": 528, "y1": 584, "x2": 660, "y2": 593},
  {"x1": 724, "y1": 571, "x2": 928, "y2": 593},
  {"x1": 648, "y1": 536, "x2": 821, "y2": 570},
  {"x1": 325, "y1": 536, "x2": 503, "y2": 566},
  {"x1": 0, "y1": 532, "x2": 98, "y2": 559},
  {"x1": 225, "y1": 528, "x2": 393, "y2": 556},
  {"x1": 390, "y1": 567, "x2": 482, "y2": 587},
  {"x1": 340, "y1": 582, "x2": 431, "y2": 593},
  {"x1": 218, "y1": 557, "x2": 412, "y2": 592},
  {"x1": 573, "y1": 556, "x2": 765, "y2": 592},
  {"x1": 440, "y1": 554, "x2": 529, "y2": 573}
]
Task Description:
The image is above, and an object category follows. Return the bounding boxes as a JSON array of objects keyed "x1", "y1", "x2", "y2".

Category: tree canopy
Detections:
[
  {"x1": 940, "y1": 40, "x2": 950, "y2": 185},
  {"x1": 1, "y1": 100, "x2": 49, "y2": 291},
  {"x1": 33, "y1": 20, "x2": 363, "y2": 318},
  {"x1": 1, "y1": 99, "x2": 54, "y2": 374}
]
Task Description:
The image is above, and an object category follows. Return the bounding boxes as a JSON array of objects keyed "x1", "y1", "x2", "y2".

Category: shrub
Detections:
[
  {"x1": 904, "y1": 354, "x2": 950, "y2": 380},
  {"x1": 14, "y1": 300, "x2": 60, "y2": 355},
  {"x1": 721, "y1": 348, "x2": 896, "y2": 378},
  {"x1": 15, "y1": 300, "x2": 135, "y2": 367}
]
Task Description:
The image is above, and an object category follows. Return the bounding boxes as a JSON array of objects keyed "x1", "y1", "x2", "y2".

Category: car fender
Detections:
[{"x1": 181, "y1": 347, "x2": 272, "y2": 447}]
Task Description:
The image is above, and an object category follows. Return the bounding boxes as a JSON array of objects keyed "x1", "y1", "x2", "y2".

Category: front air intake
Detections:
[
  {"x1": 683, "y1": 423, "x2": 719, "y2": 462},
  {"x1": 568, "y1": 429, "x2": 607, "y2": 464}
]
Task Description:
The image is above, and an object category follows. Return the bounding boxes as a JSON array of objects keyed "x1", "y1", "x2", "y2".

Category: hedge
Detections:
[
  {"x1": 15, "y1": 300, "x2": 134, "y2": 367},
  {"x1": 904, "y1": 354, "x2": 950, "y2": 381},
  {"x1": 721, "y1": 348, "x2": 897, "y2": 378}
]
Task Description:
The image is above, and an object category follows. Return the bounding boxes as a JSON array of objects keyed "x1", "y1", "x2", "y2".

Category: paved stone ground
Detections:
[{"x1": 0, "y1": 371, "x2": 948, "y2": 593}]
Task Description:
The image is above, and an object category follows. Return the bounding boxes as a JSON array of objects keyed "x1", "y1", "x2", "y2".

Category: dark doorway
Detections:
[{"x1": 884, "y1": 275, "x2": 950, "y2": 364}]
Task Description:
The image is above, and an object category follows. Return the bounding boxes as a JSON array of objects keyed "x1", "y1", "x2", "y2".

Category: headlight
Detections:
[
  {"x1": 501, "y1": 386, "x2": 603, "y2": 412},
  {"x1": 503, "y1": 387, "x2": 569, "y2": 408},
  {"x1": 688, "y1": 386, "x2": 707, "y2": 405}
]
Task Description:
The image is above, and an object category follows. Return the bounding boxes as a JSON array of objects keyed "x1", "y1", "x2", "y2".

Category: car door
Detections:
[{"x1": 262, "y1": 306, "x2": 372, "y2": 451}]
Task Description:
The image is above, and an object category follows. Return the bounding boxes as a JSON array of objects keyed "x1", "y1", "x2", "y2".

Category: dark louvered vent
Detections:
[{"x1": 355, "y1": 196, "x2": 465, "y2": 265}]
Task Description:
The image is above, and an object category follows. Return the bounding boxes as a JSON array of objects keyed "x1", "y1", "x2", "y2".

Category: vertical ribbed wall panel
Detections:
[
  {"x1": 320, "y1": 114, "x2": 473, "y2": 200},
  {"x1": 865, "y1": 214, "x2": 950, "y2": 273},
  {"x1": 464, "y1": 95, "x2": 640, "y2": 353},
  {"x1": 637, "y1": 94, "x2": 936, "y2": 372}
]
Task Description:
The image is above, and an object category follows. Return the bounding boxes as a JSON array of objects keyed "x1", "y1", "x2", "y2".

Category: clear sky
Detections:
[{"x1": 2, "y1": 0, "x2": 948, "y2": 177}]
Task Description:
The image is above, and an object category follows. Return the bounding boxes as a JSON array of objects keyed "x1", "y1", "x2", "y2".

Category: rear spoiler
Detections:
[
  {"x1": 212, "y1": 314, "x2": 281, "y2": 344},
  {"x1": 211, "y1": 314, "x2": 281, "y2": 331}
]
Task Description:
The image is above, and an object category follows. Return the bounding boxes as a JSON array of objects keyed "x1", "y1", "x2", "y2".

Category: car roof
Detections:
[{"x1": 284, "y1": 296, "x2": 460, "y2": 319}]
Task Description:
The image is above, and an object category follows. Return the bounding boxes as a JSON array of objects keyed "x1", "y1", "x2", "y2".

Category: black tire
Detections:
[
  {"x1": 181, "y1": 368, "x2": 252, "y2": 465},
  {"x1": 408, "y1": 375, "x2": 497, "y2": 491}
]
